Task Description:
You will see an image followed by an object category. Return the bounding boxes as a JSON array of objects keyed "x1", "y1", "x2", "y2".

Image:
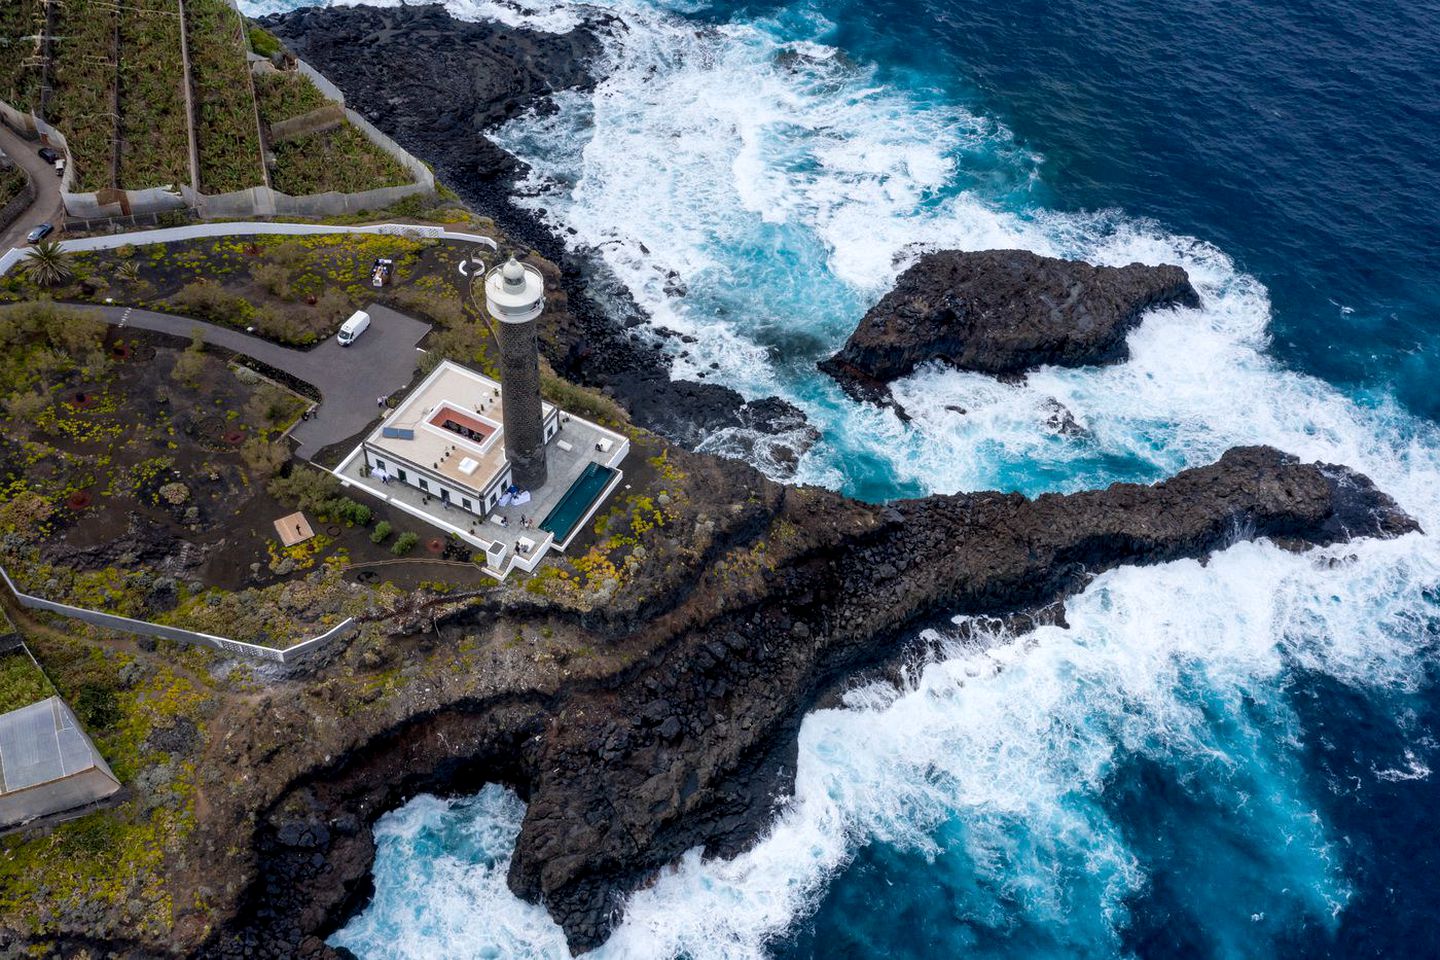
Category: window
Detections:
[
  {"x1": 441, "y1": 489, "x2": 450, "y2": 503},
  {"x1": 374, "y1": 458, "x2": 386, "y2": 471},
  {"x1": 462, "y1": 498, "x2": 472, "y2": 511},
  {"x1": 397, "y1": 469, "x2": 407, "y2": 482},
  {"x1": 418, "y1": 478, "x2": 429, "y2": 491}
]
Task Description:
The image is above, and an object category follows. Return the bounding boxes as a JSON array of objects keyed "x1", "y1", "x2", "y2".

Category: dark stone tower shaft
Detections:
[{"x1": 488, "y1": 258, "x2": 547, "y2": 488}]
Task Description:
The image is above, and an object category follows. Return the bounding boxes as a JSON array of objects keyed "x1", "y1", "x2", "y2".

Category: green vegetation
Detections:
[
  {"x1": 370, "y1": 520, "x2": 393, "y2": 544},
  {"x1": 26, "y1": 233, "x2": 456, "y2": 346},
  {"x1": 253, "y1": 70, "x2": 330, "y2": 124},
  {"x1": 0, "y1": 0, "x2": 44, "y2": 112},
  {"x1": 185, "y1": 0, "x2": 265, "y2": 193},
  {"x1": 391, "y1": 531, "x2": 419, "y2": 556},
  {"x1": 0, "y1": 649, "x2": 55, "y2": 713},
  {"x1": 267, "y1": 466, "x2": 341, "y2": 514},
  {"x1": 44, "y1": 0, "x2": 120, "y2": 191},
  {"x1": 247, "y1": 25, "x2": 282, "y2": 59},
  {"x1": 271, "y1": 125, "x2": 412, "y2": 196},
  {"x1": 20, "y1": 240, "x2": 76, "y2": 287},
  {"x1": 0, "y1": 618, "x2": 213, "y2": 940},
  {"x1": 542, "y1": 372, "x2": 628, "y2": 428},
  {"x1": 116, "y1": 0, "x2": 191, "y2": 188}
]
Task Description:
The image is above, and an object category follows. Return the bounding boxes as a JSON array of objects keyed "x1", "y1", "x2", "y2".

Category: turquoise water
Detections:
[
  {"x1": 539, "y1": 462, "x2": 617, "y2": 542},
  {"x1": 235, "y1": 0, "x2": 1440, "y2": 955}
]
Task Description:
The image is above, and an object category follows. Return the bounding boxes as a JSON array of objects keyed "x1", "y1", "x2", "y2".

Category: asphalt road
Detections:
[
  {"x1": 0, "y1": 121, "x2": 63, "y2": 254},
  {"x1": 15, "y1": 301, "x2": 431, "y2": 460}
]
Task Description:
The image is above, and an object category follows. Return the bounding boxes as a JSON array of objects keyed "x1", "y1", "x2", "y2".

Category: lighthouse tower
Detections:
[{"x1": 485, "y1": 257, "x2": 548, "y2": 488}]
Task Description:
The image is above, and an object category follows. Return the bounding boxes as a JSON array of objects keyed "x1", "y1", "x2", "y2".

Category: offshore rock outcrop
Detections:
[
  {"x1": 820, "y1": 249, "x2": 1202, "y2": 404},
  {"x1": 195, "y1": 446, "x2": 1415, "y2": 959}
]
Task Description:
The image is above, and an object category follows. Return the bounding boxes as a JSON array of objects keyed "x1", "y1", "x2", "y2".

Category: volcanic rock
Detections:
[
  {"x1": 820, "y1": 249, "x2": 1202, "y2": 403},
  {"x1": 197, "y1": 446, "x2": 1416, "y2": 959}
]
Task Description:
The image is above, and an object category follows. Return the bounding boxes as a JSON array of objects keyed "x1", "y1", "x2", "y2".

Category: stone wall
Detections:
[{"x1": 0, "y1": 174, "x2": 36, "y2": 235}]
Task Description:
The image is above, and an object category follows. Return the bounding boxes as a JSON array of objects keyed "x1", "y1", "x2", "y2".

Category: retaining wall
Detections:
[
  {"x1": 0, "y1": 564, "x2": 355, "y2": 664},
  {"x1": 0, "y1": 175, "x2": 36, "y2": 235}
]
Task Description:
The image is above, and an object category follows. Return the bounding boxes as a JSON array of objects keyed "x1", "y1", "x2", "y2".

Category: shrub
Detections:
[
  {"x1": 391, "y1": 532, "x2": 418, "y2": 556},
  {"x1": 325, "y1": 497, "x2": 372, "y2": 526},
  {"x1": 370, "y1": 521, "x2": 392, "y2": 544},
  {"x1": 170, "y1": 279, "x2": 255, "y2": 327},
  {"x1": 3, "y1": 389, "x2": 50, "y2": 420},
  {"x1": 170, "y1": 346, "x2": 207, "y2": 385},
  {"x1": 251, "y1": 261, "x2": 293, "y2": 299},
  {"x1": 267, "y1": 466, "x2": 340, "y2": 513},
  {"x1": 73, "y1": 684, "x2": 121, "y2": 730},
  {"x1": 248, "y1": 26, "x2": 282, "y2": 58},
  {"x1": 240, "y1": 437, "x2": 290, "y2": 478}
]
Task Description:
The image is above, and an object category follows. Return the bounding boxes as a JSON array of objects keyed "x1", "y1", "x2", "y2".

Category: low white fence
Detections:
[
  {"x1": 0, "y1": 564, "x2": 355, "y2": 664},
  {"x1": 0, "y1": 220, "x2": 496, "y2": 277}
]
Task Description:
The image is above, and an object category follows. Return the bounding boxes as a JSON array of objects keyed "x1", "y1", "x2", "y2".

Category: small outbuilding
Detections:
[{"x1": 0, "y1": 696, "x2": 121, "y2": 829}]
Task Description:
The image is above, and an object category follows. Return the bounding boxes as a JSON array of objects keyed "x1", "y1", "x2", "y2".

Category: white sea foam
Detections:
[
  {"x1": 279, "y1": 0, "x2": 1440, "y2": 954},
  {"x1": 237, "y1": 0, "x2": 586, "y2": 33}
]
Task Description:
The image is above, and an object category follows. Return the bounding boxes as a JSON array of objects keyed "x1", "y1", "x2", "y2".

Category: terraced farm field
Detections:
[
  {"x1": 185, "y1": 0, "x2": 266, "y2": 194},
  {"x1": 116, "y1": 0, "x2": 191, "y2": 188}
]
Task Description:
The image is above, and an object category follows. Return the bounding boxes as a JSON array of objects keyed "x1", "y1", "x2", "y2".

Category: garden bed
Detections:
[
  {"x1": 115, "y1": 0, "x2": 191, "y2": 189},
  {"x1": 184, "y1": 0, "x2": 265, "y2": 194},
  {"x1": 44, "y1": 0, "x2": 119, "y2": 192},
  {"x1": 6, "y1": 233, "x2": 481, "y2": 348},
  {"x1": 252, "y1": 70, "x2": 329, "y2": 125},
  {"x1": 0, "y1": 649, "x2": 54, "y2": 715},
  {"x1": 255, "y1": 70, "x2": 417, "y2": 196},
  {"x1": 0, "y1": 0, "x2": 44, "y2": 114},
  {"x1": 270, "y1": 125, "x2": 413, "y2": 195}
]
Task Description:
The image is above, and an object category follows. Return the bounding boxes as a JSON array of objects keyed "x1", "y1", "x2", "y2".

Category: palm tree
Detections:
[
  {"x1": 115, "y1": 260, "x2": 141, "y2": 284},
  {"x1": 20, "y1": 240, "x2": 75, "y2": 287}
]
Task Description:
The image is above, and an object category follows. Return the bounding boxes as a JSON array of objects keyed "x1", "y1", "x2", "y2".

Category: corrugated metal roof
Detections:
[{"x1": 0, "y1": 697, "x2": 110, "y2": 794}]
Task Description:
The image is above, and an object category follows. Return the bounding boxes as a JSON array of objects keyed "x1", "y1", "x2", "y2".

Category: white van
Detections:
[{"x1": 337, "y1": 310, "x2": 371, "y2": 346}]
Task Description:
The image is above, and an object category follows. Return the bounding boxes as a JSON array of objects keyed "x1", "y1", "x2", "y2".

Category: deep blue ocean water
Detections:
[{"x1": 238, "y1": 0, "x2": 1440, "y2": 955}]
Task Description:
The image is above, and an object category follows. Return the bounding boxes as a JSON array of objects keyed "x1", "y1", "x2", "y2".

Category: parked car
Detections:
[
  {"x1": 370, "y1": 257, "x2": 393, "y2": 288},
  {"x1": 26, "y1": 223, "x2": 53, "y2": 244},
  {"x1": 337, "y1": 310, "x2": 371, "y2": 346},
  {"x1": 37, "y1": 146, "x2": 59, "y2": 164}
]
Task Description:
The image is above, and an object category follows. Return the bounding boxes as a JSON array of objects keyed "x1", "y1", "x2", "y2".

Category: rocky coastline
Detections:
[
  {"x1": 264, "y1": 3, "x2": 817, "y2": 473},
  {"x1": 17, "y1": 7, "x2": 1403, "y2": 960},
  {"x1": 184, "y1": 445, "x2": 1418, "y2": 959},
  {"x1": 820, "y1": 249, "x2": 1202, "y2": 407}
]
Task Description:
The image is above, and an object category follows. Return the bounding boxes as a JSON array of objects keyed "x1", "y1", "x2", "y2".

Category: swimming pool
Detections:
[{"x1": 540, "y1": 462, "x2": 618, "y2": 545}]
